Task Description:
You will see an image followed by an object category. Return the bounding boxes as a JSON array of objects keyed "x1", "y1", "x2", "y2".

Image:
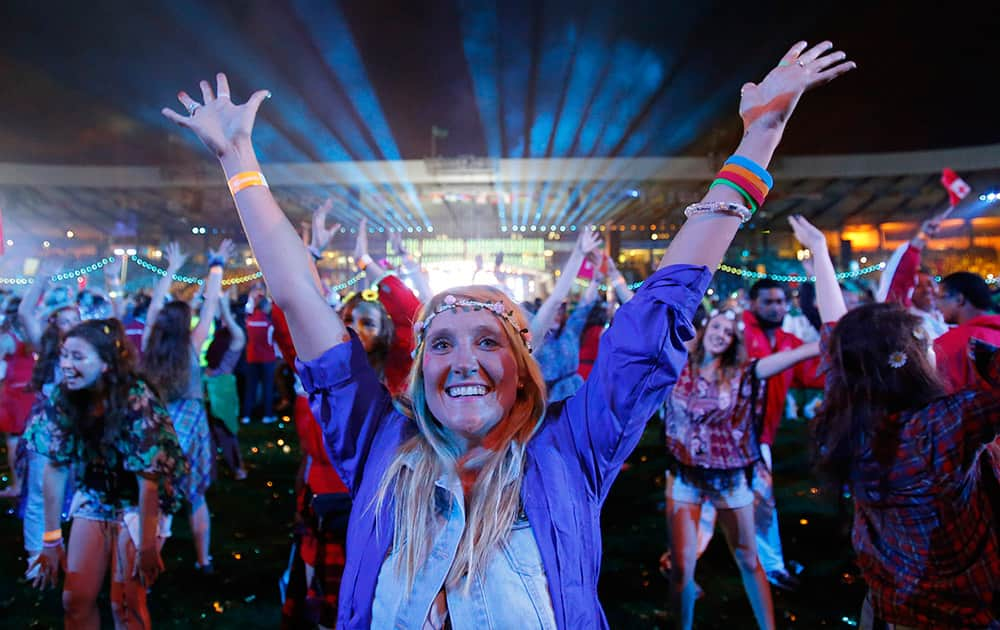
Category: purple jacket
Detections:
[{"x1": 296, "y1": 264, "x2": 711, "y2": 629}]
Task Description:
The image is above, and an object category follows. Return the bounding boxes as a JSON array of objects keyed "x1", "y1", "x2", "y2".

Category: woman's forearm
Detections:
[
  {"x1": 530, "y1": 249, "x2": 586, "y2": 345},
  {"x1": 41, "y1": 461, "x2": 68, "y2": 532},
  {"x1": 755, "y1": 342, "x2": 820, "y2": 380},
  {"x1": 137, "y1": 476, "x2": 160, "y2": 549},
  {"x1": 658, "y1": 126, "x2": 783, "y2": 272},
  {"x1": 218, "y1": 139, "x2": 346, "y2": 360},
  {"x1": 812, "y1": 245, "x2": 846, "y2": 323}
]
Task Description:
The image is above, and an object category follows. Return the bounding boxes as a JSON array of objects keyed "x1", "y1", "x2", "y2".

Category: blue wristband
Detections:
[{"x1": 724, "y1": 155, "x2": 773, "y2": 189}]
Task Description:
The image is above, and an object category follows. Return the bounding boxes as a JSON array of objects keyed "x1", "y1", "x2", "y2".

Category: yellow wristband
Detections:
[
  {"x1": 227, "y1": 171, "x2": 269, "y2": 196},
  {"x1": 42, "y1": 528, "x2": 63, "y2": 543}
]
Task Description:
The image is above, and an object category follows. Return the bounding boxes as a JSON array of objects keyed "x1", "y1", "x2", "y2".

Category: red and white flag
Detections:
[{"x1": 941, "y1": 168, "x2": 971, "y2": 207}]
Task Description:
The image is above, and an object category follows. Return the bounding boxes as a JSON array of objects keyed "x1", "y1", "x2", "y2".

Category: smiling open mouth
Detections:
[{"x1": 446, "y1": 385, "x2": 488, "y2": 398}]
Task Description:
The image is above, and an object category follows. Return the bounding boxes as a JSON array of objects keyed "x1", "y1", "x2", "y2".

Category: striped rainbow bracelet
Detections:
[{"x1": 710, "y1": 156, "x2": 772, "y2": 212}]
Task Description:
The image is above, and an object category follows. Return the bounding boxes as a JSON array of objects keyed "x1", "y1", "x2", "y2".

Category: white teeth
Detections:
[{"x1": 447, "y1": 385, "x2": 487, "y2": 398}]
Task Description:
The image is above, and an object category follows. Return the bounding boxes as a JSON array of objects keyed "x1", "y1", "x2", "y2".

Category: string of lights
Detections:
[{"x1": 717, "y1": 261, "x2": 888, "y2": 283}]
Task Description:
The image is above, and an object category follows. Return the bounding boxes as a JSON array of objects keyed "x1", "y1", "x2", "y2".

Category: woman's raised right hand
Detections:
[{"x1": 161, "y1": 73, "x2": 270, "y2": 159}]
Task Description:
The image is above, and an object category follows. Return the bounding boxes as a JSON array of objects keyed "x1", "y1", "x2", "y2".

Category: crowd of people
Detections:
[{"x1": 1, "y1": 39, "x2": 998, "y2": 630}]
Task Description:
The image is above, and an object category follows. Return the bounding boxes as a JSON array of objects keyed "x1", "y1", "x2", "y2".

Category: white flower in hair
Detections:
[{"x1": 888, "y1": 351, "x2": 908, "y2": 369}]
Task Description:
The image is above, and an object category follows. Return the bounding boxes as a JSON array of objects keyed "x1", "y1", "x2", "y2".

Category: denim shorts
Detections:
[{"x1": 665, "y1": 469, "x2": 754, "y2": 510}]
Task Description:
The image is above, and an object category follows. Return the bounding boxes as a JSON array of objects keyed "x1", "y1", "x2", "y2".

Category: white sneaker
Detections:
[
  {"x1": 261, "y1": 415, "x2": 277, "y2": 425},
  {"x1": 240, "y1": 416, "x2": 251, "y2": 425}
]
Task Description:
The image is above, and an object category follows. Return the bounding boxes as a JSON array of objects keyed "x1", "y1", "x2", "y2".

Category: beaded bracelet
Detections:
[
  {"x1": 207, "y1": 255, "x2": 226, "y2": 268},
  {"x1": 684, "y1": 201, "x2": 753, "y2": 223},
  {"x1": 227, "y1": 171, "x2": 269, "y2": 196}
]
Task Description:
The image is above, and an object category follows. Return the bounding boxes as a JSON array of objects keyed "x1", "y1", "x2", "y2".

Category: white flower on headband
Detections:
[
  {"x1": 490, "y1": 301, "x2": 505, "y2": 315},
  {"x1": 443, "y1": 295, "x2": 457, "y2": 306},
  {"x1": 888, "y1": 351, "x2": 908, "y2": 369}
]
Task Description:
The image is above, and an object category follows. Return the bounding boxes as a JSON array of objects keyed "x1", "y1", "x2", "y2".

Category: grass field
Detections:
[{"x1": 1, "y1": 413, "x2": 865, "y2": 629}]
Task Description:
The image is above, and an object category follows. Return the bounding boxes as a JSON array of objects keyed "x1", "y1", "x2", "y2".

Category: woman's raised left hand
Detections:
[{"x1": 162, "y1": 73, "x2": 270, "y2": 159}]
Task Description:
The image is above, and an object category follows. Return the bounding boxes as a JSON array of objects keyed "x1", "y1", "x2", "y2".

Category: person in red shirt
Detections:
[
  {"x1": 242, "y1": 283, "x2": 278, "y2": 424},
  {"x1": 740, "y1": 279, "x2": 823, "y2": 589},
  {"x1": 934, "y1": 271, "x2": 1000, "y2": 393}
]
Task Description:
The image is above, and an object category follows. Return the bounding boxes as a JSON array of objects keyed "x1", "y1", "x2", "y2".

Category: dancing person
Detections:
[
  {"x1": 734, "y1": 277, "x2": 824, "y2": 589},
  {"x1": 1, "y1": 296, "x2": 36, "y2": 498},
  {"x1": 933, "y1": 270, "x2": 1000, "y2": 392},
  {"x1": 876, "y1": 213, "x2": 949, "y2": 340},
  {"x1": 534, "y1": 272, "x2": 601, "y2": 402},
  {"x1": 789, "y1": 213, "x2": 1000, "y2": 628},
  {"x1": 162, "y1": 40, "x2": 853, "y2": 628},
  {"x1": 242, "y1": 281, "x2": 278, "y2": 424},
  {"x1": 664, "y1": 308, "x2": 819, "y2": 629},
  {"x1": 204, "y1": 288, "x2": 248, "y2": 480},
  {"x1": 349, "y1": 217, "x2": 422, "y2": 395},
  {"x1": 122, "y1": 292, "x2": 151, "y2": 360},
  {"x1": 26, "y1": 319, "x2": 186, "y2": 629},
  {"x1": 141, "y1": 240, "x2": 229, "y2": 574}
]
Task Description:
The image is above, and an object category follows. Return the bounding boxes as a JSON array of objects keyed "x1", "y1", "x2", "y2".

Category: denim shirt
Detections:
[
  {"x1": 371, "y1": 457, "x2": 557, "y2": 629},
  {"x1": 296, "y1": 264, "x2": 710, "y2": 629}
]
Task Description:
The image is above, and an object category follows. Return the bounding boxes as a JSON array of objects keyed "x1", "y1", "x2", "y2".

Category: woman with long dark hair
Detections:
[
  {"x1": 141, "y1": 240, "x2": 229, "y2": 574},
  {"x1": 664, "y1": 309, "x2": 818, "y2": 629},
  {"x1": 789, "y1": 213, "x2": 1000, "y2": 628},
  {"x1": 26, "y1": 319, "x2": 186, "y2": 629}
]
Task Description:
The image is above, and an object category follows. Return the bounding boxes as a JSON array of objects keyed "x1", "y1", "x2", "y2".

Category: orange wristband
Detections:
[{"x1": 227, "y1": 171, "x2": 269, "y2": 196}]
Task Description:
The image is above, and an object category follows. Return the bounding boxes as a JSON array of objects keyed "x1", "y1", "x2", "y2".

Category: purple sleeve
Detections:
[
  {"x1": 295, "y1": 332, "x2": 402, "y2": 493},
  {"x1": 562, "y1": 264, "x2": 711, "y2": 501}
]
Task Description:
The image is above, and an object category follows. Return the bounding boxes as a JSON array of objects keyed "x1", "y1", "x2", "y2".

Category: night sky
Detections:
[{"x1": 0, "y1": 0, "x2": 997, "y2": 165}]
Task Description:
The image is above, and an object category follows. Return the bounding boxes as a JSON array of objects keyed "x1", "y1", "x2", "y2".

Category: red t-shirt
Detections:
[
  {"x1": 933, "y1": 314, "x2": 1000, "y2": 393},
  {"x1": 245, "y1": 308, "x2": 276, "y2": 363},
  {"x1": 376, "y1": 275, "x2": 422, "y2": 396},
  {"x1": 577, "y1": 325, "x2": 602, "y2": 380},
  {"x1": 742, "y1": 310, "x2": 824, "y2": 445}
]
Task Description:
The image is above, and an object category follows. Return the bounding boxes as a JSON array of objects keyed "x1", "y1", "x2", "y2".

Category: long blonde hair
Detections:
[{"x1": 375, "y1": 285, "x2": 547, "y2": 591}]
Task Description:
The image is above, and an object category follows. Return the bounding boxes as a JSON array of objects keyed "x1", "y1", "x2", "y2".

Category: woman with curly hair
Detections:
[{"x1": 26, "y1": 319, "x2": 186, "y2": 629}]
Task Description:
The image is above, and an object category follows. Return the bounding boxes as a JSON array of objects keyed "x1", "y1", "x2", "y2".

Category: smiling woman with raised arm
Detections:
[{"x1": 163, "y1": 41, "x2": 853, "y2": 629}]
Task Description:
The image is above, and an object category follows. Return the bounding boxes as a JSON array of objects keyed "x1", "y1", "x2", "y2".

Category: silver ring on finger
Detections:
[
  {"x1": 186, "y1": 102, "x2": 201, "y2": 115},
  {"x1": 797, "y1": 60, "x2": 806, "y2": 67}
]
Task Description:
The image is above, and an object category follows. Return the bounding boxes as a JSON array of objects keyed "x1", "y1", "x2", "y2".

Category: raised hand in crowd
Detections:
[{"x1": 310, "y1": 198, "x2": 341, "y2": 256}]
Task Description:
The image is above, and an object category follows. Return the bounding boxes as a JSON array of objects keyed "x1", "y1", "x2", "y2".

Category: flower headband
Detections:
[
  {"x1": 411, "y1": 295, "x2": 533, "y2": 359},
  {"x1": 701, "y1": 308, "x2": 745, "y2": 332}
]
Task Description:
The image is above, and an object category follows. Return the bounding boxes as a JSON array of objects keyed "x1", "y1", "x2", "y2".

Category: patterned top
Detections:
[
  {"x1": 664, "y1": 361, "x2": 764, "y2": 479},
  {"x1": 25, "y1": 379, "x2": 188, "y2": 516},
  {"x1": 534, "y1": 296, "x2": 596, "y2": 402},
  {"x1": 819, "y1": 324, "x2": 1000, "y2": 628}
]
